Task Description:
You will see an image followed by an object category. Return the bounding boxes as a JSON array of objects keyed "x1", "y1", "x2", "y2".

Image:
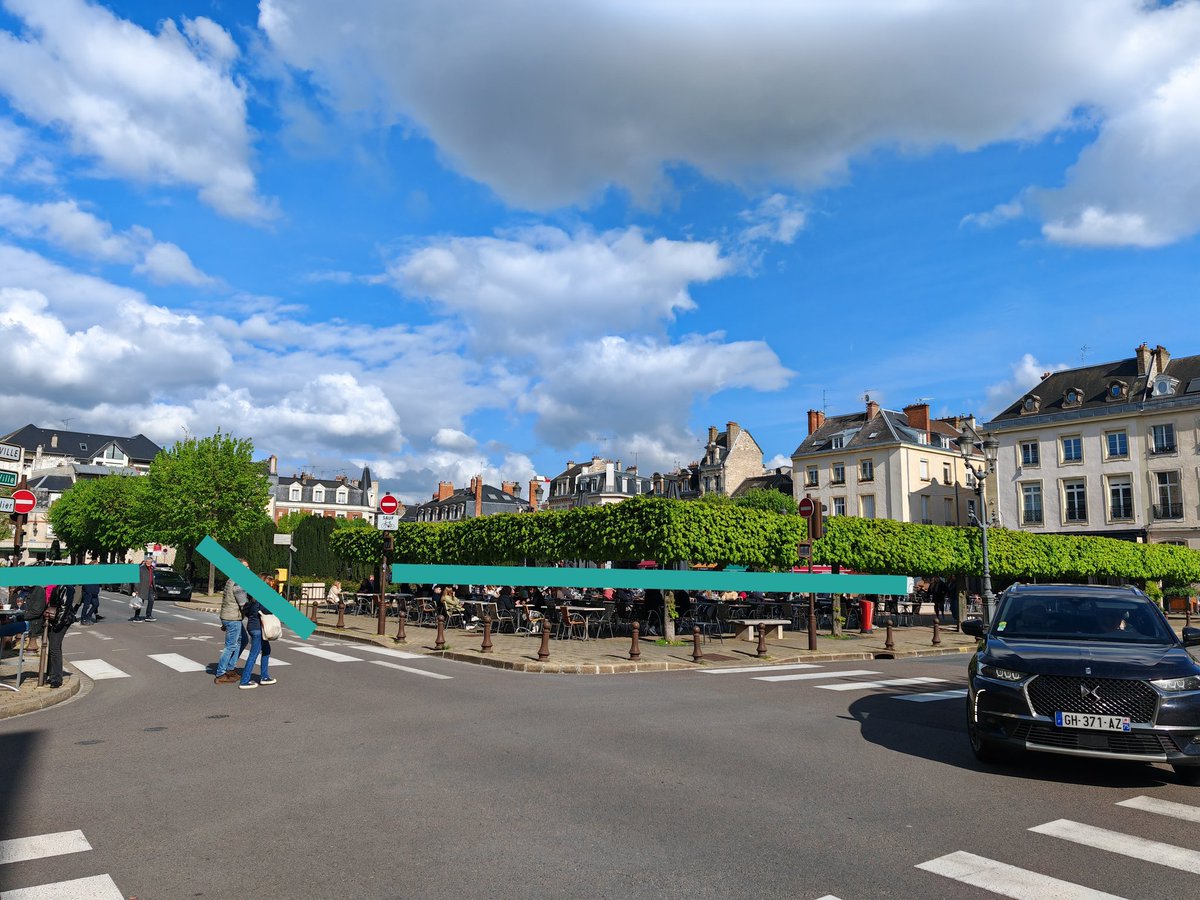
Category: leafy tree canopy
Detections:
[
  {"x1": 47, "y1": 475, "x2": 149, "y2": 559},
  {"x1": 735, "y1": 488, "x2": 797, "y2": 515}
]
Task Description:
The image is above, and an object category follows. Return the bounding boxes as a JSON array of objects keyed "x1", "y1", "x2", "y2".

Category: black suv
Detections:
[
  {"x1": 964, "y1": 583, "x2": 1200, "y2": 783},
  {"x1": 152, "y1": 568, "x2": 193, "y2": 602}
]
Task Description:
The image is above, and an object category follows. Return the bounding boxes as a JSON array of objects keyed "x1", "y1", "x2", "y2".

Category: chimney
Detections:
[
  {"x1": 726, "y1": 422, "x2": 740, "y2": 447},
  {"x1": 50, "y1": 433, "x2": 58, "y2": 449},
  {"x1": 1154, "y1": 344, "x2": 1170, "y2": 373},
  {"x1": 501, "y1": 480, "x2": 517, "y2": 496},
  {"x1": 866, "y1": 395, "x2": 879, "y2": 420},
  {"x1": 474, "y1": 475, "x2": 482, "y2": 518},
  {"x1": 566, "y1": 460, "x2": 574, "y2": 468},
  {"x1": 268, "y1": 454, "x2": 278, "y2": 475},
  {"x1": 528, "y1": 478, "x2": 541, "y2": 511},
  {"x1": 1041, "y1": 372, "x2": 1051, "y2": 380},
  {"x1": 903, "y1": 403, "x2": 930, "y2": 436},
  {"x1": 437, "y1": 481, "x2": 454, "y2": 501},
  {"x1": 707, "y1": 425, "x2": 718, "y2": 445},
  {"x1": 1135, "y1": 342, "x2": 1152, "y2": 376},
  {"x1": 806, "y1": 410, "x2": 826, "y2": 434}
]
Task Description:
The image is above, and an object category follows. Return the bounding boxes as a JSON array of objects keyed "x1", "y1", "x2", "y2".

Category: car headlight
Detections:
[
  {"x1": 1150, "y1": 676, "x2": 1200, "y2": 692},
  {"x1": 980, "y1": 665, "x2": 1029, "y2": 683}
]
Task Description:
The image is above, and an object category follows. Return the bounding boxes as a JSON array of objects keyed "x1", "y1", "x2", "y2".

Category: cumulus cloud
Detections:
[
  {"x1": 0, "y1": 0, "x2": 273, "y2": 220},
  {"x1": 739, "y1": 194, "x2": 807, "y2": 245},
  {"x1": 983, "y1": 353, "x2": 1070, "y2": 417},
  {"x1": 261, "y1": 0, "x2": 1200, "y2": 244}
]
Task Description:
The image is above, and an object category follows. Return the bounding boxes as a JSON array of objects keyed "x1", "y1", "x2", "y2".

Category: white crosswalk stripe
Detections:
[
  {"x1": 1, "y1": 873, "x2": 125, "y2": 899},
  {"x1": 817, "y1": 676, "x2": 948, "y2": 692},
  {"x1": 0, "y1": 829, "x2": 123, "y2": 900},
  {"x1": 369, "y1": 660, "x2": 453, "y2": 679},
  {"x1": 700, "y1": 663, "x2": 824, "y2": 675},
  {"x1": 288, "y1": 645, "x2": 363, "y2": 663},
  {"x1": 916, "y1": 851, "x2": 1126, "y2": 899},
  {"x1": 1030, "y1": 818, "x2": 1200, "y2": 874},
  {"x1": 148, "y1": 653, "x2": 207, "y2": 672},
  {"x1": 894, "y1": 688, "x2": 968, "y2": 703},
  {"x1": 0, "y1": 831, "x2": 90, "y2": 866},
  {"x1": 70, "y1": 659, "x2": 129, "y2": 680},
  {"x1": 356, "y1": 645, "x2": 432, "y2": 661},
  {"x1": 754, "y1": 669, "x2": 879, "y2": 683},
  {"x1": 1115, "y1": 795, "x2": 1200, "y2": 823}
]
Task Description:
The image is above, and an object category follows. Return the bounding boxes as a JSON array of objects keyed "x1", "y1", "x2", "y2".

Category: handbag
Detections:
[{"x1": 260, "y1": 612, "x2": 283, "y2": 641}]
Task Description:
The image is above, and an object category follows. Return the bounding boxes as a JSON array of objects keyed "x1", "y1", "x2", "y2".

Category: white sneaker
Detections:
[
  {"x1": 260, "y1": 677, "x2": 277, "y2": 685},
  {"x1": 239, "y1": 682, "x2": 257, "y2": 690}
]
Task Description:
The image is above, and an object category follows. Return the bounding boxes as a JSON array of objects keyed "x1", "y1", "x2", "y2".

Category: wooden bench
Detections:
[{"x1": 730, "y1": 618, "x2": 790, "y2": 642}]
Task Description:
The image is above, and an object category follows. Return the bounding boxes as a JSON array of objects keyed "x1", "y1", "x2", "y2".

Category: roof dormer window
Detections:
[
  {"x1": 336, "y1": 487, "x2": 348, "y2": 504},
  {"x1": 1106, "y1": 380, "x2": 1128, "y2": 402},
  {"x1": 1152, "y1": 376, "x2": 1178, "y2": 398},
  {"x1": 1020, "y1": 395, "x2": 1041, "y2": 415},
  {"x1": 1062, "y1": 387, "x2": 1083, "y2": 408},
  {"x1": 289, "y1": 483, "x2": 302, "y2": 502},
  {"x1": 313, "y1": 486, "x2": 325, "y2": 503}
]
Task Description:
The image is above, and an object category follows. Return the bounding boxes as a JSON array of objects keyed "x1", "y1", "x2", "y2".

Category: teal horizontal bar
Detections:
[
  {"x1": 196, "y1": 536, "x2": 314, "y2": 639},
  {"x1": 0, "y1": 564, "x2": 139, "y2": 587},
  {"x1": 391, "y1": 564, "x2": 911, "y2": 595}
]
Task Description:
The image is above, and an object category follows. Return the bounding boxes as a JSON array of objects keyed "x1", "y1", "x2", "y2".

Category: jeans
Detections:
[
  {"x1": 238, "y1": 627, "x2": 271, "y2": 685},
  {"x1": 80, "y1": 595, "x2": 99, "y2": 624},
  {"x1": 143, "y1": 595, "x2": 155, "y2": 618},
  {"x1": 47, "y1": 625, "x2": 67, "y2": 685},
  {"x1": 0, "y1": 620, "x2": 29, "y2": 639},
  {"x1": 215, "y1": 620, "x2": 245, "y2": 676}
]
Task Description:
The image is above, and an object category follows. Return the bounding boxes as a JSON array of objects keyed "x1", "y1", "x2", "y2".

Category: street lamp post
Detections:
[{"x1": 958, "y1": 429, "x2": 1001, "y2": 625}]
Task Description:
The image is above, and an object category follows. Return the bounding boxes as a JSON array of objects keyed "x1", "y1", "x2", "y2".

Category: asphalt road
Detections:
[{"x1": 1, "y1": 592, "x2": 1198, "y2": 899}]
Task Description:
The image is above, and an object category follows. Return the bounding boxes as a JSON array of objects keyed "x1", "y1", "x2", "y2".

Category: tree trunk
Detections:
[
  {"x1": 832, "y1": 594, "x2": 842, "y2": 636},
  {"x1": 663, "y1": 591, "x2": 676, "y2": 642},
  {"x1": 208, "y1": 561, "x2": 216, "y2": 596}
]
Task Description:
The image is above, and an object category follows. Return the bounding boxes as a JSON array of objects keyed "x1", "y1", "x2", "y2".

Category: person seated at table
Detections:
[
  {"x1": 675, "y1": 589, "x2": 692, "y2": 618},
  {"x1": 719, "y1": 590, "x2": 738, "y2": 603},
  {"x1": 327, "y1": 580, "x2": 343, "y2": 607},
  {"x1": 441, "y1": 585, "x2": 467, "y2": 625}
]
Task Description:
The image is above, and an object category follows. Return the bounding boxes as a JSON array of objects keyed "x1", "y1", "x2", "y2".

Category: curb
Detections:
[{"x1": 0, "y1": 672, "x2": 81, "y2": 720}]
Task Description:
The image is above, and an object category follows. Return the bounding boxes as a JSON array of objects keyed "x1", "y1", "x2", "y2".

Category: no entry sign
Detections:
[
  {"x1": 378, "y1": 494, "x2": 399, "y2": 515},
  {"x1": 797, "y1": 496, "x2": 816, "y2": 518},
  {"x1": 11, "y1": 489, "x2": 36, "y2": 515}
]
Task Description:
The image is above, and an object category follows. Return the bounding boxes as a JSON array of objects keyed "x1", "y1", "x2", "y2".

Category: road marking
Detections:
[
  {"x1": 1030, "y1": 819, "x2": 1200, "y2": 874},
  {"x1": 754, "y1": 669, "x2": 879, "y2": 683},
  {"x1": 172, "y1": 613, "x2": 198, "y2": 621},
  {"x1": 82, "y1": 630, "x2": 113, "y2": 641},
  {"x1": 148, "y1": 653, "x2": 207, "y2": 673},
  {"x1": 0, "y1": 830, "x2": 90, "y2": 865},
  {"x1": 701, "y1": 663, "x2": 823, "y2": 675},
  {"x1": 369, "y1": 660, "x2": 453, "y2": 680},
  {"x1": 894, "y1": 688, "x2": 969, "y2": 703},
  {"x1": 356, "y1": 645, "x2": 428, "y2": 661},
  {"x1": 288, "y1": 646, "x2": 362, "y2": 663},
  {"x1": 70, "y1": 659, "x2": 129, "y2": 680},
  {"x1": 1, "y1": 873, "x2": 125, "y2": 899},
  {"x1": 916, "y1": 851, "x2": 1126, "y2": 899},
  {"x1": 1116, "y1": 796, "x2": 1200, "y2": 823},
  {"x1": 818, "y1": 676, "x2": 948, "y2": 692},
  {"x1": 237, "y1": 651, "x2": 290, "y2": 667}
]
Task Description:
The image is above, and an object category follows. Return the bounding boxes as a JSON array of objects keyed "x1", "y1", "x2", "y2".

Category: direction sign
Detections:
[
  {"x1": 11, "y1": 489, "x2": 36, "y2": 515},
  {"x1": 0, "y1": 442, "x2": 20, "y2": 463},
  {"x1": 378, "y1": 494, "x2": 399, "y2": 515},
  {"x1": 377, "y1": 514, "x2": 399, "y2": 531},
  {"x1": 0, "y1": 469, "x2": 17, "y2": 488},
  {"x1": 0, "y1": 498, "x2": 12, "y2": 513},
  {"x1": 797, "y1": 496, "x2": 816, "y2": 518}
]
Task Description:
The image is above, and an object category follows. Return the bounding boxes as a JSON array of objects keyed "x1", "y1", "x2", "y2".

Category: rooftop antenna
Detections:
[
  {"x1": 1080, "y1": 344, "x2": 1091, "y2": 365},
  {"x1": 822, "y1": 389, "x2": 829, "y2": 415},
  {"x1": 60, "y1": 418, "x2": 73, "y2": 429}
]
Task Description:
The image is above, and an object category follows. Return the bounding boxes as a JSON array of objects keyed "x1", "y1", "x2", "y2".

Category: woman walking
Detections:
[{"x1": 238, "y1": 587, "x2": 275, "y2": 690}]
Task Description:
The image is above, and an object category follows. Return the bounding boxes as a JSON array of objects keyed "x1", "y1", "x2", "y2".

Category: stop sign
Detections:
[
  {"x1": 11, "y1": 489, "x2": 36, "y2": 515},
  {"x1": 797, "y1": 496, "x2": 816, "y2": 518},
  {"x1": 378, "y1": 494, "x2": 399, "y2": 515}
]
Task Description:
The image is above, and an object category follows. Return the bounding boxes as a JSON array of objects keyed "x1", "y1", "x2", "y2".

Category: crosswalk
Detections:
[
  {"x1": 699, "y1": 662, "x2": 967, "y2": 702},
  {"x1": 915, "y1": 793, "x2": 1200, "y2": 897},
  {"x1": 0, "y1": 828, "x2": 123, "y2": 899}
]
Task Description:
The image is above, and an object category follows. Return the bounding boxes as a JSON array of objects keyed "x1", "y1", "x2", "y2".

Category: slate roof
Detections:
[
  {"x1": 27, "y1": 473, "x2": 73, "y2": 494},
  {"x1": 276, "y1": 473, "x2": 370, "y2": 506},
  {"x1": 731, "y1": 469, "x2": 794, "y2": 499},
  {"x1": 793, "y1": 410, "x2": 969, "y2": 458},
  {"x1": 1, "y1": 425, "x2": 161, "y2": 463}
]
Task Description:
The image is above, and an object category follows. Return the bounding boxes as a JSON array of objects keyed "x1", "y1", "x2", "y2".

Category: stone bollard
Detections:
[
  {"x1": 336, "y1": 602, "x2": 346, "y2": 630},
  {"x1": 691, "y1": 625, "x2": 704, "y2": 662},
  {"x1": 932, "y1": 619, "x2": 942, "y2": 646},
  {"x1": 537, "y1": 618, "x2": 551, "y2": 661},
  {"x1": 481, "y1": 614, "x2": 494, "y2": 653},
  {"x1": 435, "y1": 614, "x2": 446, "y2": 651},
  {"x1": 393, "y1": 610, "x2": 407, "y2": 644},
  {"x1": 629, "y1": 620, "x2": 641, "y2": 660},
  {"x1": 756, "y1": 622, "x2": 768, "y2": 658},
  {"x1": 885, "y1": 623, "x2": 895, "y2": 652}
]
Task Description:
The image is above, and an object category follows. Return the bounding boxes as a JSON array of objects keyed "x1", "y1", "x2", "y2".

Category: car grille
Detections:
[
  {"x1": 1027, "y1": 675, "x2": 1157, "y2": 723},
  {"x1": 1013, "y1": 723, "x2": 1172, "y2": 756}
]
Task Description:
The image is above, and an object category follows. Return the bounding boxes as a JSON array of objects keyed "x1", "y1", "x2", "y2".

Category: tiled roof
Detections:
[{"x1": 1, "y1": 425, "x2": 161, "y2": 462}]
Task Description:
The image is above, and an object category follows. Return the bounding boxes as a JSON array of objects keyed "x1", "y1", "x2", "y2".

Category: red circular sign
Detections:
[
  {"x1": 378, "y1": 494, "x2": 399, "y2": 515},
  {"x1": 11, "y1": 489, "x2": 36, "y2": 515},
  {"x1": 797, "y1": 497, "x2": 816, "y2": 518}
]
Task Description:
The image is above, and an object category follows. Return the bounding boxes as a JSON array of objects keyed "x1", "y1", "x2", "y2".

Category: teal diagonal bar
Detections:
[
  {"x1": 0, "y1": 564, "x2": 139, "y2": 587},
  {"x1": 195, "y1": 536, "x2": 315, "y2": 639},
  {"x1": 391, "y1": 564, "x2": 911, "y2": 595}
]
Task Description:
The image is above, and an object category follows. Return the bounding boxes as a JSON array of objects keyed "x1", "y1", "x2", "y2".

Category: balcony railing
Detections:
[
  {"x1": 830, "y1": 477, "x2": 845, "y2": 485},
  {"x1": 858, "y1": 474, "x2": 874, "y2": 483},
  {"x1": 1022, "y1": 511, "x2": 1043, "y2": 525},
  {"x1": 1153, "y1": 503, "x2": 1183, "y2": 519},
  {"x1": 1110, "y1": 505, "x2": 1133, "y2": 520},
  {"x1": 921, "y1": 518, "x2": 933, "y2": 525},
  {"x1": 1150, "y1": 443, "x2": 1177, "y2": 455}
]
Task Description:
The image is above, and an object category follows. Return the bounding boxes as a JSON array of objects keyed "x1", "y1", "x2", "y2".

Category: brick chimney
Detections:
[
  {"x1": 707, "y1": 425, "x2": 718, "y2": 445},
  {"x1": 501, "y1": 480, "x2": 518, "y2": 496},
  {"x1": 528, "y1": 478, "x2": 541, "y2": 510},
  {"x1": 268, "y1": 454, "x2": 278, "y2": 475},
  {"x1": 806, "y1": 410, "x2": 826, "y2": 434},
  {"x1": 1136, "y1": 342, "x2": 1152, "y2": 376},
  {"x1": 866, "y1": 395, "x2": 879, "y2": 420},
  {"x1": 1153, "y1": 344, "x2": 1171, "y2": 374},
  {"x1": 726, "y1": 421, "x2": 740, "y2": 447},
  {"x1": 473, "y1": 476, "x2": 482, "y2": 518},
  {"x1": 437, "y1": 481, "x2": 454, "y2": 501},
  {"x1": 903, "y1": 403, "x2": 930, "y2": 437}
]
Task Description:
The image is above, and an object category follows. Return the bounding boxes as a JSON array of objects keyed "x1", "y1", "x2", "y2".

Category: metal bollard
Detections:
[
  {"x1": 885, "y1": 623, "x2": 895, "y2": 652},
  {"x1": 756, "y1": 622, "x2": 768, "y2": 658},
  {"x1": 629, "y1": 620, "x2": 641, "y2": 660},
  {"x1": 691, "y1": 625, "x2": 704, "y2": 662},
  {"x1": 932, "y1": 619, "x2": 942, "y2": 646},
  {"x1": 336, "y1": 602, "x2": 346, "y2": 630},
  {"x1": 435, "y1": 614, "x2": 446, "y2": 651},
  {"x1": 393, "y1": 610, "x2": 407, "y2": 644},
  {"x1": 537, "y1": 618, "x2": 551, "y2": 661},
  {"x1": 481, "y1": 614, "x2": 493, "y2": 653}
]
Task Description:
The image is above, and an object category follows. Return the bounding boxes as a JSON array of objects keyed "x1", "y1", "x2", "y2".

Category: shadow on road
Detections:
[{"x1": 0, "y1": 730, "x2": 43, "y2": 834}]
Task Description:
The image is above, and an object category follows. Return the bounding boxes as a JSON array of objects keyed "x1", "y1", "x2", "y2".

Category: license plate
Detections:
[{"x1": 1055, "y1": 711, "x2": 1131, "y2": 732}]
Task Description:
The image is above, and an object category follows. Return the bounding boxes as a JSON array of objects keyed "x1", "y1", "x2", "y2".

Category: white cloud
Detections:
[
  {"x1": 983, "y1": 353, "x2": 1070, "y2": 417},
  {"x1": 0, "y1": 0, "x2": 273, "y2": 220},
  {"x1": 134, "y1": 241, "x2": 218, "y2": 287},
  {"x1": 764, "y1": 453, "x2": 792, "y2": 471},
  {"x1": 961, "y1": 199, "x2": 1025, "y2": 230},
  {"x1": 739, "y1": 194, "x2": 807, "y2": 245},
  {"x1": 261, "y1": 0, "x2": 1200, "y2": 245}
]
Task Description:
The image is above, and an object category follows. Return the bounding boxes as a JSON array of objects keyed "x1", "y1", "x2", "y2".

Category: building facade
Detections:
[
  {"x1": 270, "y1": 462, "x2": 378, "y2": 523},
  {"x1": 545, "y1": 458, "x2": 650, "y2": 509},
  {"x1": 697, "y1": 422, "x2": 767, "y2": 496},
  {"x1": 416, "y1": 477, "x2": 530, "y2": 521}
]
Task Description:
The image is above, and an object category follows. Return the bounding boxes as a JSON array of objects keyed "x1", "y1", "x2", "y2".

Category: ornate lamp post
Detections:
[{"x1": 958, "y1": 429, "x2": 1001, "y2": 624}]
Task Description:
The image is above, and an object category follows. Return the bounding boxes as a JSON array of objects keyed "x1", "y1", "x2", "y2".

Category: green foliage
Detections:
[
  {"x1": 696, "y1": 492, "x2": 733, "y2": 506},
  {"x1": 334, "y1": 517, "x2": 372, "y2": 530},
  {"x1": 275, "y1": 510, "x2": 311, "y2": 533},
  {"x1": 735, "y1": 488, "x2": 797, "y2": 516},
  {"x1": 47, "y1": 475, "x2": 150, "y2": 560},
  {"x1": 293, "y1": 515, "x2": 341, "y2": 576}
]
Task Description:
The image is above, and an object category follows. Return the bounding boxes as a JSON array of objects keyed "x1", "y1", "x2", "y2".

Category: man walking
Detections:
[
  {"x1": 79, "y1": 558, "x2": 101, "y2": 625},
  {"x1": 214, "y1": 562, "x2": 248, "y2": 684},
  {"x1": 132, "y1": 556, "x2": 156, "y2": 622}
]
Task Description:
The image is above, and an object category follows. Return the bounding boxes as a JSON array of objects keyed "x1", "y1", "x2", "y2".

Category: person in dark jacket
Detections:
[
  {"x1": 238, "y1": 588, "x2": 274, "y2": 689},
  {"x1": 131, "y1": 556, "x2": 155, "y2": 622},
  {"x1": 45, "y1": 584, "x2": 80, "y2": 688},
  {"x1": 79, "y1": 559, "x2": 101, "y2": 625}
]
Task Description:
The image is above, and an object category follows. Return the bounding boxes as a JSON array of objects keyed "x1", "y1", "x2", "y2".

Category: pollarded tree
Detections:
[
  {"x1": 47, "y1": 475, "x2": 150, "y2": 562},
  {"x1": 735, "y1": 488, "x2": 797, "y2": 516},
  {"x1": 144, "y1": 431, "x2": 272, "y2": 594}
]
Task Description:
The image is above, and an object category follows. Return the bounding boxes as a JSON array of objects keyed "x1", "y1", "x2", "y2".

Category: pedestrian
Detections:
[
  {"x1": 929, "y1": 576, "x2": 946, "y2": 621},
  {"x1": 45, "y1": 584, "x2": 81, "y2": 689},
  {"x1": 214, "y1": 564, "x2": 249, "y2": 684},
  {"x1": 238, "y1": 584, "x2": 275, "y2": 690},
  {"x1": 131, "y1": 556, "x2": 156, "y2": 622},
  {"x1": 23, "y1": 582, "x2": 45, "y2": 653},
  {"x1": 78, "y1": 558, "x2": 101, "y2": 625}
]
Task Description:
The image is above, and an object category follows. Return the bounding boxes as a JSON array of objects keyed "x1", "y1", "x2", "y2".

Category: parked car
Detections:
[
  {"x1": 964, "y1": 583, "x2": 1200, "y2": 784},
  {"x1": 151, "y1": 568, "x2": 193, "y2": 602}
]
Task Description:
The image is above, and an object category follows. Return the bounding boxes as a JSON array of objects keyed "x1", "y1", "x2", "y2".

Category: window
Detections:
[
  {"x1": 919, "y1": 459, "x2": 929, "y2": 481},
  {"x1": 805, "y1": 466, "x2": 818, "y2": 487},
  {"x1": 1060, "y1": 435, "x2": 1083, "y2": 463},
  {"x1": 1108, "y1": 476, "x2": 1133, "y2": 520},
  {"x1": 336, "y1": 488, "x2": 348, "y2": 504},
  {"x1": 1021, "y1": 483, "x2": 1043, "y2": 525},
  {"x1": 1105, "y1": 431, "x2": 1128, "y2": 459},
  {"x1": 1154, "y1": 471, "x2": 1182, "y2": 519},
  {"x1": 831, "y1": 435, "x2": 844, "y2": 450},
  {"x1": 832, "y1": 497, "x2": 846, "y2": 516},
  {"x1": 1063, "y1": 479, "x2": 1087, "y2": 523},
  {"x1": 1151, "y1": 423, "x2": 1176, "y2": 454},
  {"x1": 313, "y1": 486, "x2": 325, "y2": 503},
  {"x1": 831, "y1": 463, "x2": 845, "y2": 485},
  {"x1": 78, "y1": 443, "x2": 87, "y2": 452},
  {"x1": 859, "y1": 459, "x2": 874, "y2": 482},
  {"x1": 920, "y1": 494, "x2": 930, "y2": 523},
  {"x1": 859, "y1": 495, "x2": 875, "y2": 518},
  {"x1": 102, "y1": 444, "x2": 124, "y2": 461},
  {"x1": 288, "y1": 484, "x2": 302, "y2": 502},
  {"x1": 944, "y1": 498, "x2": 954, "y2": 524},
  {"x1": 943, "y1": 462, "x2": 952, "y2": 483},
  {"x1": 1020, "y1": 441, "x2": 1040, "y2": 466}
]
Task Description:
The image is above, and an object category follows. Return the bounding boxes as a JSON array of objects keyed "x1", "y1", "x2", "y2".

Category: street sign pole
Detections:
[{"x1": 9, "y1": 475, "x2": 28, "y2": 566}]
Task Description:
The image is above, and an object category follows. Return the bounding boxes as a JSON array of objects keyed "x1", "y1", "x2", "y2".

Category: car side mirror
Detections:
[
  {"x1": 961, "y1": 618, "x2": 986, "y2": 639},
  {"x1": 1182, "y1": 627, "x2": 1200, "y2": 648}
]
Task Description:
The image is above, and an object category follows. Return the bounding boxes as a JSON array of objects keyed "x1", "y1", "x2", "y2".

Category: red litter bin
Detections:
[{"x1": 859, "y1": 597, "x2": 875, "y2": 634}]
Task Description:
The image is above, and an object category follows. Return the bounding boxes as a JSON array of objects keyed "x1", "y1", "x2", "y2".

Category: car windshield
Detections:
[
  {"x1": 154, "y1": 571, "x2": 187, "y2": 586},
  {"x1": 994, "y1": 593, "x2": 1176, "y2": 644}
]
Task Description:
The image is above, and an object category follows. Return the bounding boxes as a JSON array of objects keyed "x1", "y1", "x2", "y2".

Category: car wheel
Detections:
[
  {"x1": 966, "y1": 701, "x2": 1005, "y2": 764},
  {"x1": 1173, "y1": 765, "x2": 1200, "y2": 786}
]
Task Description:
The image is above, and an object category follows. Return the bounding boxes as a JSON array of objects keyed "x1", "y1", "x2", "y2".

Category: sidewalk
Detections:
[
  {"x1": 189, "y1": 596, "x2": 978, "y2": 674},
  {"x1": 0, "y1": 647, "x2": 81, "y2": 718}
]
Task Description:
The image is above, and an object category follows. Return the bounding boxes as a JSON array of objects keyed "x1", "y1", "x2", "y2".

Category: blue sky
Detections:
[{"x1": 2, "y1": 0, "x2": 1199, "y2": 502}]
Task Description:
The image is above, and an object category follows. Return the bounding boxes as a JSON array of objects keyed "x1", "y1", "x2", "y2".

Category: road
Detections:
[{"x1": 1, "y1": 591, "x2": 1198, "y2": 898}]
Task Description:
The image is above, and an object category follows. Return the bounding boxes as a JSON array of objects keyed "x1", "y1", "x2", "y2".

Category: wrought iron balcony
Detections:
[{"x1": 1153, "y1": 503, "x2": 1183, "y2": 519}]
